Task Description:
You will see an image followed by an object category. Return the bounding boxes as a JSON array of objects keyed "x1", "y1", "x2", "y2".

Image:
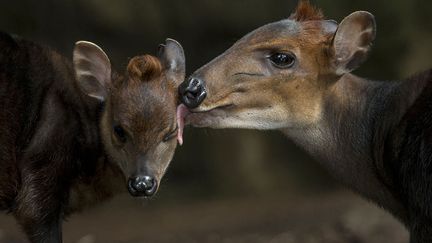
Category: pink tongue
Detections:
[{"x1": 176, "y1": 104, "x2": 190, "y2": 145}]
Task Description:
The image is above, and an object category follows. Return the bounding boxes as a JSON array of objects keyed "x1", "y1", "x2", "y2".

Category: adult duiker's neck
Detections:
[{"x1": 281, "y1": 72, "x2": 428, "y2": 223}]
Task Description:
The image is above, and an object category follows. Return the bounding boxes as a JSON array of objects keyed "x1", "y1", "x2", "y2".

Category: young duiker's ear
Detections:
[
  {"x1": 73, "y1": 41, "x2": 111, "y2": 102},
  {"x1": 158, "y1": 38, "x2": 185, "y2": 85},
  {"x1": 332, "y1": 11, "x2": 376, "y2": 75}
]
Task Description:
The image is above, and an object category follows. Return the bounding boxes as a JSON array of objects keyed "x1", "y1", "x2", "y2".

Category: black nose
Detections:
[
  {"x1": 178, "y1": 77, "x2": 207, "y2": 108},
  {"x1": 128, "y1": 176, "x2": 158, "y2": 197}
]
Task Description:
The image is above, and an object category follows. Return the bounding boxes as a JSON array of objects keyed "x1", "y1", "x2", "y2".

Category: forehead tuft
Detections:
[
  {"x1": 289, "y1": 0, "x2": 324, "y2": 22},
  {"x1": 127, "y1": 54, "x2": 163, "y2": 82}
]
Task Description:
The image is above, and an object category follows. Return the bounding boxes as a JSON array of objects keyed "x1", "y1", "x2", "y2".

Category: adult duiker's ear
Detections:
[
  {"x1": 332, "y1": 11, "x2": 376, "y2": 74},
  {"x1": 158, "y1": 38, "x2": 185, "y2": 85},
  {"x1": 73, "y1": 41, "x2": 111, "y2": 102}
]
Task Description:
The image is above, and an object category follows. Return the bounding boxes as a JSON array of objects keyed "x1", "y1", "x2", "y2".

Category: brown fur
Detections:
[
  {"x1": 0, "y1": 33, "x2": 183, "y2": 243},
  {"x1": 127, "y1": 55, "x2": 163, "y2": 82},
  {"x1": 180, "y1": 1, "x2": 432, "y2": 242},
  {"x1": 289, "y1": 0, "x2": 324, "y2": 22}
]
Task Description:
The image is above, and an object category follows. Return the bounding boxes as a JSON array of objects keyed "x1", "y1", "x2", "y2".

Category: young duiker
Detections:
[
  {"x1": 0, "y1": 32, "x2": 184, "y2": 242},
  {"x1": 178, "y1": 1, "x2": 432, "y2": 242}
]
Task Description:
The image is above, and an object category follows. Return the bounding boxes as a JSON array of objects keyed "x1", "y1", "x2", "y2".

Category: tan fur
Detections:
[{"x1": 183, "y1": 0, "x2": 425, "y2": 235}]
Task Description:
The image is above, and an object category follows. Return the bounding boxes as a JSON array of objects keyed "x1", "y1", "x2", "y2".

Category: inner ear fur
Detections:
[
  {"x1": 73, "y1": 41, "x2": 111, "y2": 101},
  {"x1": 331, "y1": 11, "x2": 376, "y2": 74}
]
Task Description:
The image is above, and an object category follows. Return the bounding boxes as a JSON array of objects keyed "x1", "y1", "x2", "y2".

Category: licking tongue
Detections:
[{"x1": 176, "y1": 104, "x2": 190, "y2": 145}]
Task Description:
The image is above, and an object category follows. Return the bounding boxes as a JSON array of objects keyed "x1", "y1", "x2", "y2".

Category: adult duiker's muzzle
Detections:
[{"x1": 178, "y1": 77, "x2": 207, "y2": 108}]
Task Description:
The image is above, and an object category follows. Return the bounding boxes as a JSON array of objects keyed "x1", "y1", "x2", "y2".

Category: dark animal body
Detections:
[
  {"x1": 177, "y1": 1, "x2": 432, "y2": 242},
  {"x1": 0, "y1": 32, "x2": 124, "y2": 242},
  {"x1": 0, "y1": 31, "x2": 185, "y2": 242},
  {"x1": 388, "y1": 70, "x2": 432, "y2": 241}
]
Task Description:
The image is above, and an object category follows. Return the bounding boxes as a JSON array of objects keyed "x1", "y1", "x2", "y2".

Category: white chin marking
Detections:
[{"x1": 187, "y1": 110, "x2": 286, "y2": 130}]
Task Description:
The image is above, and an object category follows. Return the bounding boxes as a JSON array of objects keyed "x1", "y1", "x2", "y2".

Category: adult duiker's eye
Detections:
[
  {"x1": 268, "y1": 52, "x2": 296, "y2": 68},
  {"x1": 113, "y1": 125, "x2": 127, "y2": 143}
]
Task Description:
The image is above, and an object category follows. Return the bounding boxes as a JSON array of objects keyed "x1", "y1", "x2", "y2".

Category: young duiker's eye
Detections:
[
  {"x1": 163, "y1": 126, "x2": 178, "y2": 142},
  {"x1": 268, "y1": 52, "x2": 296, "y2": 68},
  {"x1": 113, "y1": 124, "x2": 127, "y2": 143}
]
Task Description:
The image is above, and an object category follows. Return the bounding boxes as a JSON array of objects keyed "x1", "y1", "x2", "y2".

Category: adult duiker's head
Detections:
[
  {"x1": 178, "y1": 1, "x2": 375, "y2": 131},
  {"x1": 74, "y1": 39, "x2": 185, "y2": 197}
]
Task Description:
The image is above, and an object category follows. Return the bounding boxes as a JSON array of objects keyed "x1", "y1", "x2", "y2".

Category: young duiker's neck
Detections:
[{"x1": 282, "y1": 73, "x2": 428, "y2": 223}]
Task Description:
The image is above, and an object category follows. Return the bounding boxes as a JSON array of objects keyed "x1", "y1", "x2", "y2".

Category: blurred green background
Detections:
[{"x1": 0, "y1": 0, "x2": 430, "y2": 242}]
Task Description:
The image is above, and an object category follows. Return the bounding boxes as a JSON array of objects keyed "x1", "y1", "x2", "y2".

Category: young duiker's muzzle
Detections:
[{"x1": 128, "y1": 175, "x2": 158, "y2": 197}]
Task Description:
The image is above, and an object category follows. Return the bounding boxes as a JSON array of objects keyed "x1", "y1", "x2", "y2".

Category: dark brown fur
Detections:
[
  {"x1": 0, "y1": 33, "x2": 181, "y2": 242},
  {"x1": 0, "y1": 32, "x2": 106, "y2": 242}
]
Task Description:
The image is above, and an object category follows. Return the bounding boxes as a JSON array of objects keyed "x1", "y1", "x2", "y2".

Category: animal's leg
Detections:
[
  {"x1": 14, "y1": 166, "x2": 65, "y2": 243},
  {"x1": 16, "y1": 214, "x2": 62, "y2": 243},
  {"x1": 410, "y1": 216, "x2": 432, "y2": 243}
]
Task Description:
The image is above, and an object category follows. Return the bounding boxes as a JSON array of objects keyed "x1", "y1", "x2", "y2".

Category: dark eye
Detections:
[
  {"x1": 268, "y1": 52, "x2": 296, "y2": 68},
  {"x1": 113, "y1": 125, "x2": 127, "y2": 143},
  {"x1": 163, "y1": 126, "x2": 178, "y2": 142}
]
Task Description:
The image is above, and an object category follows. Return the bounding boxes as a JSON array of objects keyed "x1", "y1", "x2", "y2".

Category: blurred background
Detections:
[{"x1": 0, "y1": 0, "x2": 431, "y2": 242}]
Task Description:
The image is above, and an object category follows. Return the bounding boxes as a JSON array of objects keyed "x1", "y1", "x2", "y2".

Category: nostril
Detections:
[
  {"x1": 186, "y1": 78, "x2": 201, "y2": 94},
  {"x1": 143, "y1": 176, "x2": 158, "y2": 196},
  {"x1": 186, "y1": 92, "x2": 196, "y2": 99},
  {"x1": 191, "y1": 78, "x2": 199, "y2": 87},
  {"x1": 134, "y1": 180, "x2": 149, "y2": 191}
]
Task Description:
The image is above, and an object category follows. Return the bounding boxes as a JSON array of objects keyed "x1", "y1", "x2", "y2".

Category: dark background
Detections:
[{"x1": 0, "y1": 0, "x2": 431, "y2": 242}]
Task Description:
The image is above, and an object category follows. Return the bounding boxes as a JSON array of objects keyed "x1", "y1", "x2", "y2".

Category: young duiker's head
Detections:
[
  {"x1": 73, "y1": 39, "x2": 185, "y2": 197},
  {"x1": 178, "y1": 1, "x2": 376, "y2": 130}
]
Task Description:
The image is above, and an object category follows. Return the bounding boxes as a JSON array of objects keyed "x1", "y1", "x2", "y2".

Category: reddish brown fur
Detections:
[
  {"x1": 127, "y1": 55, "x2": 163, "y2": 82},
  {"x1": 289, "y1": 0, "x2": 324, "y2": 22}
]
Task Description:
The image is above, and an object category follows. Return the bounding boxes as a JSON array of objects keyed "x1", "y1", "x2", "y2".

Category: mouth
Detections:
[{"x1": 176, "y1": 103, "x2": 233, "y2": 144}]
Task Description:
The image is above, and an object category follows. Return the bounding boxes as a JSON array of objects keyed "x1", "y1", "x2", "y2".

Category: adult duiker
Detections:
[{"x1": 178, "y1": 1, "x2": 432, "y2": 242}]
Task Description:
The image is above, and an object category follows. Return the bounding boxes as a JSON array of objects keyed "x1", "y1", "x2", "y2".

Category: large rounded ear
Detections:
[
  {"x1": 332, "y1": 11, "x2": 376, "y2": 75},
  {"x1": 158, "y1": 38, "x2": 185, "y2": 85},
  {"x1": 73, "y1": 41, "x2": 111, "y2": 102}
]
